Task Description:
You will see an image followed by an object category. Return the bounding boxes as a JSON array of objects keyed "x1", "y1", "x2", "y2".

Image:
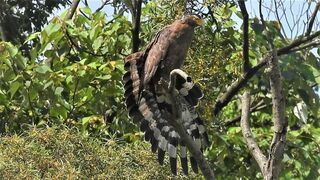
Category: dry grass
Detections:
[{"x1": 0, "y1": 127, "x2": 202, "y2": 179}]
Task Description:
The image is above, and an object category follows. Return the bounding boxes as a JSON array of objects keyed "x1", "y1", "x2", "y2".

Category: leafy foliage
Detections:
[{"x1": 0, "y1": 8, "x2": 134, "y2": 137}]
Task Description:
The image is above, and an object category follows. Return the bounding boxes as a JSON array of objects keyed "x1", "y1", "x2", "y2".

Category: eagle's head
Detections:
[{"x1": 181, "y1": 15, "x2": 204, "y2": 27}]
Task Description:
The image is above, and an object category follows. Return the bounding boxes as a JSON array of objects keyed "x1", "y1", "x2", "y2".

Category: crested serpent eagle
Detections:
[{"x1": 123, "y1": 15, "x2": 209, "y2": 175}]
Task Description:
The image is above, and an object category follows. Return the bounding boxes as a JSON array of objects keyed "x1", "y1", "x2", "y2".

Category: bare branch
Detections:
[
  {"x1": 259, "y1": 0, "x2": 266, "y2": 28},
  {"x1": 305, "y1": 2, "x2": 320, "y2": 36},
  {"x1": 274, "y1": 0, "x2": 288, "y2": 39},
  {"x1": 169, "y1": 71, "x2": 215, "y2": 180},
  {"x1": 238, "y1": 0, "x2": 250, "y2": 73},
  {"x1": 131, "y1": 0, "x2": 142, "y2": 53},
  {"x1": 105, "y1": 9, "x2": 125, "y2": 26},
  {"x1": 95, "y1": 0, "x2": 110, "y2": 13},
  {"x1": 66, "y1": 0, "x2": 80, "y2": 20},
  {"x1": 84, "y1": 0, "x2": 88, "y2": 6},
  {"x1": 288, "y1": 40, "x2": 320, "y2": 53},
  {"x1": 264, "y1": 50, "x2": 287, "y2": 180},
  {"x1": 212, "y1": 55, "x2": 269, "y2": 116},
  {"x1": 240, "y1": 91, "x2": 267, "y2": 173},
  {"x1": 277, "y1": 30, "x2": 320, "y2": 55}
]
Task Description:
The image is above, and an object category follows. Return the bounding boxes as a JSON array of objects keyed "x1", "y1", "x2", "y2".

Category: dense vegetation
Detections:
[
  {"x1": 0, "y1": 126, "x2": 200, "y2": 179},
  {"x1": 0, "y1": 0, "x2": 319, "y2": 179}
]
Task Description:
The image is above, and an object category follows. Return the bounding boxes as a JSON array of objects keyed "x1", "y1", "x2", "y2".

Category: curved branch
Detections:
[{"x1": 240, "y1": 91, "x2": 267, "y2": 173}]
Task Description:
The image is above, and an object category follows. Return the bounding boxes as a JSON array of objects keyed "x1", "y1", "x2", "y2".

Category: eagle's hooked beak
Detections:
[{"x1": 195, "y1": 18, "x2": 204, "y2": 26}]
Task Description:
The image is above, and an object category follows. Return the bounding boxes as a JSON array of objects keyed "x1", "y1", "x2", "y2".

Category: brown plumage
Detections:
[{"x1": 123, "y1": 15, "x2": 209, "y2": 175}]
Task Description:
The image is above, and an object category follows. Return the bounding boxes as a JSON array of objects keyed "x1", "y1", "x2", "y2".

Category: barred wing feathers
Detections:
[{"x1": 123, "y1": 56, "x2": 209, "y2": 175}]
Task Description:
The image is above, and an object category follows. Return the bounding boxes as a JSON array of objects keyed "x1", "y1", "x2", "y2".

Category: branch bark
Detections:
[
  {"x1": 169, "y1": 71, "x2": 215, "y2": 180},
  {"x1": 264, "y1": 50, "x2": 287, "y2": 180},
  {"x1": 240, "y1": 91, "x2": 267, "y2": 172},
  {"x1": 238, "y1": 0, "x2": 250, "y2": 73},
  {"x1": 131, "y1": 0, "x2": 142, "y2": 53},
  {"x1": 305, "y1": 2, "x2": 320, "y2": 36},
  {"x1": 66, "y1": 0, "x2": 80, "y2": 20}
]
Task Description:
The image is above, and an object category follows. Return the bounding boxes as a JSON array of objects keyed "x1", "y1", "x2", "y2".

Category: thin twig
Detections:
[
  {"x1": 305, "y1": 2, "x2": 320, "y2": 36},
  {"x1": 95, "y1": 0, "x2": 110, "y2": 13}
]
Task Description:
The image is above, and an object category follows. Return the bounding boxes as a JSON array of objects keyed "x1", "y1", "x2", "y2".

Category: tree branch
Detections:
[
  {"x1": 264, "y1": 50, "x2": 287, "y2": 180},
  {"x1": 305, "y1": 2, "x2": 320, "y2": 36},
  {"x1": 169, "y1": 71, "x2": 215, "y2": 180},
  {"x1": 288, "y1": 40, "x2": 320, "y2": 53},
  {"x1": 277, "y1": 30, "x2": 320, "y2": 55},
  {"x1": 95, "y1": 0, "x2": 110, "y2": 13},
  {"x1": 212, "y1": 55, "x2": 269, "y2": 116},
  {"x1": 212, "y1": 30, "x2": 320, "y2": 116},
  {"x1": 131, "y1": 0, "x2": 142, "y2": 53},
  {"x1": 66, "y1": 0, "x2": 80, "y2": 20},
  {"x1": 240, "y1": 91, "x2": 267, "y2": 173},
  {"x1": 238, "y1": 0, "x2": 250, "y2": 73}
]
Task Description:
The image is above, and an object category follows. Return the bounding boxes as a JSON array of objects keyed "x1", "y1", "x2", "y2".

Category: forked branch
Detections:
[{"x1": 240, "y1": 91, "x2": 267, "y2": 172}]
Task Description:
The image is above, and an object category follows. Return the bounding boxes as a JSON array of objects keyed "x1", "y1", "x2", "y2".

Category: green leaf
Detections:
[
  {"x1": 24, "y1": 32, "x2": 40, "y2": 44},
  {"x1": 93, "y1": 36, "x2": 104, "y2": 51},
  {"x1": 55, "y1": 87, "x2": 64, "y2": 96},
  {"x1": 9, "y1": 81, "x2": 22, "y2": 99},
  {"x1": 44, "y1": 80, "x2": 53, "y2": 89},
  {"x1": 8, "y1": 45, "x2": 18, "y2": 57},
  {"x1": 81, "y1": 116, "x2": 91, "y2": 125},
  {"x1": 66, "y1": 75, "x2": 74, "y2": 84},
  {"x1": 89, "y1": 25, "x2": 101, "y2": 40},
  {"x1": 50, "y1": 105, "x2": 68, "y2": 119},
  {"x1": 96, "y1": 75, "x2": 111, "y2": 80},
  {"x1": 45, "y1": 22, "x2": 62, "y2": 37},
  {"x1": 35, "y1": 65, "x2": 51, "y2": 74},
  {"x1": 81, "y1": 6, "x2": 92, "y2": 15}
]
